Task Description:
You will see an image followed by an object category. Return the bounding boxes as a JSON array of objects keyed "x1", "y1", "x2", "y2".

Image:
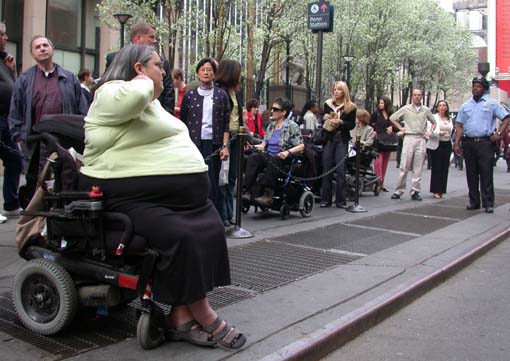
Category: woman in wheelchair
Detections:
[
  {"x1": 78, "y1": 45, "x2": 246, "y2": 349},
  {"x1": 243, "y1": 97, "x2": 304, "y2": 207}
]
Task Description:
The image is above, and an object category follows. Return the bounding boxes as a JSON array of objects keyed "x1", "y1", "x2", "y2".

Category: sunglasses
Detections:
[{"x1": 271, "y1": 107, "x2": 282, "y2": 112}]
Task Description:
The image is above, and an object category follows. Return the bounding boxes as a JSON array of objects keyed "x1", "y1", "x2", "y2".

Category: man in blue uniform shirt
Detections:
[{"x1": 454, "y1": 77, "x2": 510, "y2": 213}]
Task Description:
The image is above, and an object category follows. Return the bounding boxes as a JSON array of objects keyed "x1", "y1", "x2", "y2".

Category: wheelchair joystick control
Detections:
[{"x1": 88, "y1": 186, "x2": 103, "y2": 199}]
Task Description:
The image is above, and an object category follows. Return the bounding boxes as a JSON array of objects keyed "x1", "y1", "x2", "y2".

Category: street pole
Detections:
[
  {"x1": 226, "y1": 126, "x2": 254, "y2": 239},
  {"x1": 285, "y1": 38, "x2": 291, "y2": 99},
  {"x1": 315, "y1": 30, "x2": 323, "y2": 105},
  {"x1": 113, "y1": 14, "x2": 132, "y2": 48}
]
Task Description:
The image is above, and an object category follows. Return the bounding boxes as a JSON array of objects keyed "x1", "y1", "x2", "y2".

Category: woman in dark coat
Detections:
[
  {"x1": 180, "y1": 58, "x2": 231, "y2": 214},
  {"x1": 320, "y1": 81, "x2": 356, "y2": 208}
]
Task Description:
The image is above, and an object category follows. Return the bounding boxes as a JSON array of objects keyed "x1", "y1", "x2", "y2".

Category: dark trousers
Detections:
[
  {"x1": 244, "y1": 152, "x2": 286, "y2": 195},
  {"x1": 321, "y1": 140, "x2": 348, "y2": 205},
  {"x1": 462, "y1": 139, "x2": 496, "y2": 208},
  {"x1": 199, "y1": 140, "x2": 222, "y2": 212},
  {"x1": 218, "y1": 136, "x2": 239, "y2": 222},
  {"x1": 0, "y1": 117, "x2": 22, "y2": 211},
  {"x1": 430, "y1": 141, "x2": 452, "y2": 194}
]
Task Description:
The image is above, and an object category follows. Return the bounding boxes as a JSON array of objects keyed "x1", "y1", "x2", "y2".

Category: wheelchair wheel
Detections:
[
  {"x1": 241, "y1": 198, "x2": 251, "y2": 213},
  {"x1": 137, "y1": 311, "x2": 166, "y2": 350},
  {"x1": 280, "y1": 203, "x2": 291, "y2": 220},
  {"x1": 13, "y1": 258, "x2": 78, "y2": 335},
  {"x1": 299, "y1": 191, "x2": 315, "y2": 218}
]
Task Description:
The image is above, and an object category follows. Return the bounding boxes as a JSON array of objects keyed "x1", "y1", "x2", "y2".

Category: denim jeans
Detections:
[
  {"x1": 321, "y1": 139, "x2": 348, "y2": 205},
  {"x1": 218, "y1": 136, "x2": 239, "y2": 222}
]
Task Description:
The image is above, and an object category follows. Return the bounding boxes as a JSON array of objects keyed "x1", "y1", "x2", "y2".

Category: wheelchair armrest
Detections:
[
  {"x1": 102, "y1": 212, "x2": 134, "y2": 256},
  {"x1": 26, "y1": 133, "x2": 59, "y2": 152}
]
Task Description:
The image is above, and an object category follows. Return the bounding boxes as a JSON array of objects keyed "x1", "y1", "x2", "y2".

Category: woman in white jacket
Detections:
[{"x1": 427, "y1": 100, "x2": 453, "y2": 198}]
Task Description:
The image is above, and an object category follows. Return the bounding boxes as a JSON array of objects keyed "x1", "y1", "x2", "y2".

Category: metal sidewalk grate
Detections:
[
  {"x1": 270, "y1": 223, "x2": 416, "y2": 255},
  {"x1": 228, "y1": 240, "x2": 359, "y2": 292},
  {"x1": 0, "y1": 284, "x2": 255, "y2": 359},
  {"x1": 395, "y1": 204, "x2": 474, "y2": 220},
  {"x1": 347, "y1": 211, "x2": 455, "y2": 235}
]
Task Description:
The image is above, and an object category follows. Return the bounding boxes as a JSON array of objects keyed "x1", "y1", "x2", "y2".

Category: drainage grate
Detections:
[
  {"x1": 270, "y1": 223, "x2": 416, "y2": 255},
  {"x1": 0, "y1": 284, "x2": 255, "y2": 359},
  {"x1": 0, "y1": 291, "x2": 135, "y2": 360},
  {"x1": 396, "y1": 204, "x2": 474, "y2": 220},
  {"x1": 228, "y1": 240, "x2": 359, "y2": 292},
  {"x1": 347, "y1": 212, "x2": 455, "y2": 235}
]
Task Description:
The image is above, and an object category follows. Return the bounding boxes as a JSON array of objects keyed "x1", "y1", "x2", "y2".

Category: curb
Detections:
[{"x1": 260, "y1": 226, "x2": 510, "y2": 361}]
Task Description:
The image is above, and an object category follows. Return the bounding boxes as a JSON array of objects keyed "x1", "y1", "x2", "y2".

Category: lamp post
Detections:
[
  {"x1": 285, "y1": 37, "x2": 291, "y2": 99},
  {"x1": 113, "y1": 13, "x2": 132, "y2": 48},
  {"x1": 343, "y1": 54, "x2": 354, "y2": 89}
]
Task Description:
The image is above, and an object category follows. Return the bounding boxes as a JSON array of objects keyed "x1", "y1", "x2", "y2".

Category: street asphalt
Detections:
[{"x1": 0, "y1": 157, "x2": 509, "y2": 361}]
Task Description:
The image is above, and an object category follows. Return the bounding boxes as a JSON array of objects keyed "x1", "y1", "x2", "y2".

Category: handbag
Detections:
[
  {"x1": 322, "y1": 118, "x2": 338, "y2": 133},
  {"x1": 376, "y1": 132, "x2": 398, "y2": 152}
]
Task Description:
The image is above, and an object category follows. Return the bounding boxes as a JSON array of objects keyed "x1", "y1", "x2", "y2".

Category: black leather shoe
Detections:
[
  {"x1": 391, "y1": 193, "x2": 400, "y2": 200},
  {"x1": 411, "y1": 192, "x2": 422, "y2": 201},
  {"x1": 320, "y1": 202, "x2": 332, "y2": 208},
  {"x1": 336, "y1": 203, "x2": 347, "y2": 209},
  {"x1": 485, "y1": 207, "x2": 494, "y2": 214},
  {"x1": 466, "y1": 204, "x2": 481, "y2": 210},
  {"x1": 223, "y1": 219, "x2": 231, "y2": 227}
]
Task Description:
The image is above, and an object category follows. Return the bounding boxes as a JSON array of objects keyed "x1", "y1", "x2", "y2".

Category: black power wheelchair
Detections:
[
  {"x1": 13, "y1": 115, "x2": 167, "y2": 350},
  {"x1": 345, "y1": 144, "x2": 380, "y2": 200},
  {"x1": 241, "y1": 147, "x2": 316, "y2": 220}
]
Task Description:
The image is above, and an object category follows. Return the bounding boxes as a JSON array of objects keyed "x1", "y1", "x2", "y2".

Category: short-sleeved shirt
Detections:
[
  {"x1": 456, "y1": 95, "x2": 510, "y2": 137},
  {"x1": 389, "y1": 104, "x2": 435, "y2": 134}
]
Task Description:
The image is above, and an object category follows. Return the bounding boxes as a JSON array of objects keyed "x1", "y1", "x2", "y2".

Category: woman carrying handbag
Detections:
[
  {"x1": 320, "y1": 81, "x2": 356, "y2": 208},
  {"x1": 370, "y1": 96, "x2": 397, "y2": 192}
]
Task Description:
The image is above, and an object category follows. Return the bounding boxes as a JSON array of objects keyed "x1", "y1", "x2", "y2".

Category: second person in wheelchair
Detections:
[{"x1": 243, "y1": 97, "x2": 304, "y2": 208}]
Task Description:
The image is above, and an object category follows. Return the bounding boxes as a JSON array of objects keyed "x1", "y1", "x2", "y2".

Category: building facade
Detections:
[{"x1": 1, "y1": 0, "x2": 117, "y2": 76}]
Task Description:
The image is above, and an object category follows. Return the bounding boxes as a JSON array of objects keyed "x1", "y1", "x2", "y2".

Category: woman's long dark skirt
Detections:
[
  {"x1": 430, "y1": 141, "x2": 452, "y2": 194},
  {"x1": 79, "y1": 172, "x2": 231, "y2": 305}
]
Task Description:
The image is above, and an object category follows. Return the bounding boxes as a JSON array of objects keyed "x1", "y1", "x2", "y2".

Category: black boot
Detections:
[{"x1": 255, "y1": 188, "x2": 274, "y2": 207}]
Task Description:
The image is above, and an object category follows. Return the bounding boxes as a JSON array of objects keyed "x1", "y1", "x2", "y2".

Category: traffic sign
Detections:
[{"x1": 308, "y1": 1, "x2": 334, "y2": 32}]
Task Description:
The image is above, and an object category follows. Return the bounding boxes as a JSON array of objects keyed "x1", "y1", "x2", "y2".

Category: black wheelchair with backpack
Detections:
[
  {"x1": 13, "y1": 115, "x2": 167, "y2": 350},
  {"x1": 241, "y1": 147, "x2": 316, "y2": 220}
]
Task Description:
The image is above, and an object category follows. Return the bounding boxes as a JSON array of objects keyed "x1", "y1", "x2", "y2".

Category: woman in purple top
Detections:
[{"x1": 242, "y1": 97, "x2": 304, "y2": 207}]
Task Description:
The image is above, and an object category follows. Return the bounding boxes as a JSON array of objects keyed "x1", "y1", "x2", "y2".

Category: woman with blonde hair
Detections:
[{"x1": 320, "y1": 81, "x2": 357, "y2": 208}]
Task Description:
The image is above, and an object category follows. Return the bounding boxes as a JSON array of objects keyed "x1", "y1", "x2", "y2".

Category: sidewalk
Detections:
[{"x1": 1, "y1": 159, "x2": 509, "y2": 361}]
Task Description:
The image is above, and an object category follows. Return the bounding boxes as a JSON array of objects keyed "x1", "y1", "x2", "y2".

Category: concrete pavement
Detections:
[{"x1": 0, "y1": 158, "x2": 509, "y2": 360}]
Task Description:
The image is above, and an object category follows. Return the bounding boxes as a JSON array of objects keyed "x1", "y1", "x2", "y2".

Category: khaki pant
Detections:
[{"x1": 394, "y1": 135, "x2": 426, "y2": 195}]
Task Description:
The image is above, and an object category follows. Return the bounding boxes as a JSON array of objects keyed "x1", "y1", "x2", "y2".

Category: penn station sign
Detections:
[{"x1": 307, "y1": 1, "x2": 334, "y2": 32}]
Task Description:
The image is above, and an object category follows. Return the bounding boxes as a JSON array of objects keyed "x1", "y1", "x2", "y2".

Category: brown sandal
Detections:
[
  {"x1": 204, "y1": 317, "x2": 247, "y2": 350},
  {"x1": 165, "y1": 320, "x2": 217, "y2": 347}
]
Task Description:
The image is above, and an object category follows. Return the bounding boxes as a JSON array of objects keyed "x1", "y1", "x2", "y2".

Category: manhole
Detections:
[
  {"x1": 270, "y1": 223, "x2": 415, "y2": 255},
  {"x1": 347, "y1": 212, "x2": 455, "y2": 235},
  {"x1": 228, "y1": 240, "x2": 359, "y2": 292}
]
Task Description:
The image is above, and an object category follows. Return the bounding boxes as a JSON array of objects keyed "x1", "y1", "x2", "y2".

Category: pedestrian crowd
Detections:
[{"x1": 1, "y1": 20, "x2": 509, "y2": 351}]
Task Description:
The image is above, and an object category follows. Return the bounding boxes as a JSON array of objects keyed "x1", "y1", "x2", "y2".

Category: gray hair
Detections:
[
  {"x1": 0, "y1": 22, "x2": 6, "y2": 33},
  {"x1": 30, "y1": 35, "x2": 54, "y2": 52},
  {"x1": 101, "y1": 45, "x2": 154, "y2": 85}
]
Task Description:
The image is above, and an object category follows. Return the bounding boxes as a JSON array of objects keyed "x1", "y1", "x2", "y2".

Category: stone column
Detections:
[{"x1": 22, "y1": 0, "x2": 47, "y2": 71}]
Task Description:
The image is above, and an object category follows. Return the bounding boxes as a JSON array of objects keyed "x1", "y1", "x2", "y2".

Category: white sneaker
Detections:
[
  {"x1": 3, "y1": 208, "x2": 21, "y2": 217},
  {"x1": 0, "y1": 214, "x2": 7, "y2": 224}
]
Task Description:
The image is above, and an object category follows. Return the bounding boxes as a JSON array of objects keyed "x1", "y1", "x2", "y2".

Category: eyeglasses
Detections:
[{"x1": 271, "y1": 107, "x2": 282, "y2": 112}]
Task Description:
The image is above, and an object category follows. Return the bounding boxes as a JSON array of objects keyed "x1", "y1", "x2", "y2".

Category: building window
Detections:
[
  {"x1": 1, "y1": 0, "x2": 24, "y2": 66},
  {"x1": 46, "y1": 0, "x2": 99, "y2": 76},
  {"x1": 47, "y1": 0, "x2": 81, "y2": 48}
]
